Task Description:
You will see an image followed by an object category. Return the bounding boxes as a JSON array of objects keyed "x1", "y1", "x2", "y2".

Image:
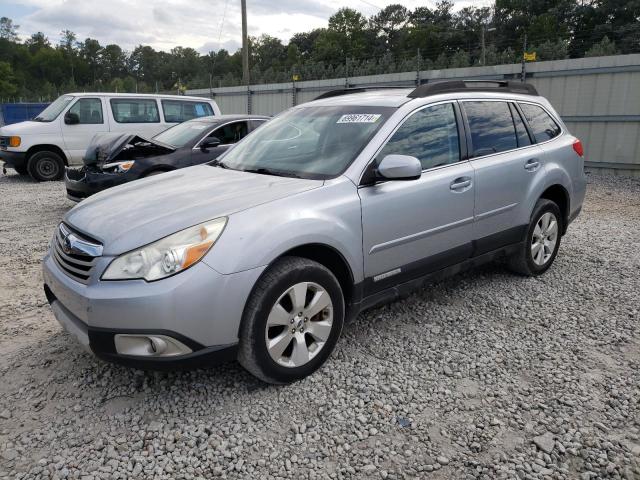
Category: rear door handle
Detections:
[
  {"x1": 450, "y1": 177, "x2": 472, "y2": 191},
  {"x1": 524, "y1": 158, "x2": 541, "y2": 171}
]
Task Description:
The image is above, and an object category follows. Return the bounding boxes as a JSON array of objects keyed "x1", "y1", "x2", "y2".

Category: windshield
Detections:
[
  {"x1": 34, "y1": 95, "x2": 74, "y2": 122},
  {"x1": 153, "y1": 120, "x2": 212, "y2": 148},
  {"x1": 216, "y1": 106, "x2": 394, "y2": 179}
]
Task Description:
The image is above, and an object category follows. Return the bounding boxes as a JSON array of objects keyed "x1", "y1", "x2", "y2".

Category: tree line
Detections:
[{"x1": 0, "y1": 0, "x2": 638, "y2": 101}]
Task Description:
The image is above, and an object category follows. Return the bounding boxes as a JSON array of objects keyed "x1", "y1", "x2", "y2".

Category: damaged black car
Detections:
[{"x1": 65, "y1": 114, "x2": 269, "y2": 202}]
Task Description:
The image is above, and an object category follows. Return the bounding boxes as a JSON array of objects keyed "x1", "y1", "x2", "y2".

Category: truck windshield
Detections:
[
  {"x1": 216, "y1": 105, "x2": 394, "y2": 179},
  {"x1": 154, "y1": 120, "x2": 211, "y2": 148},
  {"x1": 33, "y1": 95, "x2": 74, "y2": 122}
]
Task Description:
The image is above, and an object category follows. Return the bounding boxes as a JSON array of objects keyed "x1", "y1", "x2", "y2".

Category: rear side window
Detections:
[
  {"x1": 162, "y1": 100, "x2": 214, "y2": 123},
  {"x1": 110, "y1": 99, "x2": 160, "y2": 123},
  {"x1": 69, "y1": 98, "x2": 103, "y2": 124},
  {"x1": 519, "y1": 103, "x2": 561, "y2": 142},
  {"x1": 463, "y1": 101, "x2": 517, "y2": 157},
  {"x1": 510, "y1": 103, "x2": 532, "y2": 147},
  {"x1": 211, "y1": 121, "x2": 249, "y2": 144},
  {"x1": 378, "y1": 103, "x2": 460, "y2": 170}
]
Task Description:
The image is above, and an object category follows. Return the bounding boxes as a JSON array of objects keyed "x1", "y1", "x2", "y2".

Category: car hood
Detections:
[
  {"x1": 83, "y1": 132, "x2": 175, "y2": 168},
  {"x1": 0, "y1": 120, "x2": 60, "y2": 136},
  {"x1": 64, "y1": 165, "x2": 323, "y2": 255}
]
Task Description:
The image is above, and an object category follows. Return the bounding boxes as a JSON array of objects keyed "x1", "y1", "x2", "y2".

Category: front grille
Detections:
[{"x1": 52, "y1": 224, "x2": 101, "y2": 284}]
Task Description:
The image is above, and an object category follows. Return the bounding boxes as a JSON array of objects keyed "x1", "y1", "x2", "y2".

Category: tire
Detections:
[
  {"x1": 27, "y1": 151, "x2": 65, "y2": 181},
  {"x1": 14, "y1": 165, "x2": 28, "y2": 175},
  {"x1": 508, "y1": 198, "x2": 563, "y2": 276},
  {"x1": 238, "y1": 256, "x2": 345, "y2": 384}
]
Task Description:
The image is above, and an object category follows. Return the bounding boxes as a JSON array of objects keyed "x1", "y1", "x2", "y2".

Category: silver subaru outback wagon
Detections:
[{"x1": 43, "y1": 80, "x2": 587, "y2": 384}]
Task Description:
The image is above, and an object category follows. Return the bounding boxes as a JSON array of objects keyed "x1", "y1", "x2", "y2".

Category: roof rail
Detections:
[
  {"x1": 314, "y1": 86, "x2": 407, "y2": 101},
  {"x1": 408, "y1": 80, "x2": 538, "y2": 98}
]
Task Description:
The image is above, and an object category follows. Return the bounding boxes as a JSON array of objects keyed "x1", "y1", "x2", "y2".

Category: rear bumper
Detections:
[
  {"x1": 64, "y1": 167, "x2": 136, "y2": 201},
  {"x1": 0, "y1": 149, "x2": 27, "y2": 169}
]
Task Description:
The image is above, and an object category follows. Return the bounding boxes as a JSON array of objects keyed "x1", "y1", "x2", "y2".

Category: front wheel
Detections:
[
  {"x1": 238, "y1": 256, "x2": 344, "y2": 384},
  {"x1": 508, "y1": 198, "x2": 563, "y2": 276},
  {"x1": 27, "y1": 151, "x2": 65, "y2": 181}
]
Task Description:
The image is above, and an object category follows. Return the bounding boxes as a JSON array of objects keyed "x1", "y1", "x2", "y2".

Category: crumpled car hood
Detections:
[
  {"x1": 83, "y1": 132, "x2": 174, "y2": 168},
  {"x1": 64, "y1": 165, "x2": 323, "y2": 255}
]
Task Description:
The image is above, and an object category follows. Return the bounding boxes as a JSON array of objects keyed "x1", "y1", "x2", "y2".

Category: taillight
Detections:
[{"x1": 572, "y1": 139, "x2": 584, "y2": 157}]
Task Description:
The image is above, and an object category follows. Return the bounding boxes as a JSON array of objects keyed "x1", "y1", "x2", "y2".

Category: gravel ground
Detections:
[{"x1": 0, "y1": 171, "x2": 639, "y2": 480}]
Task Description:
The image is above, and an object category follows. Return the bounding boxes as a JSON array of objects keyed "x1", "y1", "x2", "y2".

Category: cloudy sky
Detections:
[{"x1": 2, "y1": 0, "x2": 490, "y2": 53}]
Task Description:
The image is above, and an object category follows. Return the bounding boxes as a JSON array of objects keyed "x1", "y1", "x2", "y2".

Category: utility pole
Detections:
[
  {"x1": 481, "y1": 26, "x2": 496, "y2": 66},
  {"x1": 241, "y1": 0, "x2": 249, "y2": 86},
  {"x1": 521, "y1": 32, "x2": 527, "y2": 82}
]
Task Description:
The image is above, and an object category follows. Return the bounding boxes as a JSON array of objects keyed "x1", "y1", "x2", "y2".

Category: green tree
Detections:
[
  {"x1": 0, "y1": 61, "x2": 17, "y2": 97},
  {"x1": 0, "y1": 17, "x2": 18, "y2": 41},
  {"x1": 585, "y1": 36, "x2": 619, "y2": 57}
]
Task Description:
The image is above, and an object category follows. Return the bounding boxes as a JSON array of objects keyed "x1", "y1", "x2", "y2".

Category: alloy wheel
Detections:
[
  {"x1": 531, "y1": 212, "x2": 558, "y2": 266},
  {"x1": 264, "y1": 281, "x2": 333, "y2": 368}
]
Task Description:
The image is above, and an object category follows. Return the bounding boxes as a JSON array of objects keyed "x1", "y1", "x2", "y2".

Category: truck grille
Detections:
[{"x1": 52, "y1": 223, "x2": 102, "y2": 284}]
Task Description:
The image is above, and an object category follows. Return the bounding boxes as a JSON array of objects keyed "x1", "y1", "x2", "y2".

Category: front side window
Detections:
[
  {"x1": 217, "y1": 106, "x2": 393, "y2": 179},
  {"x1": 464, "y1": 101, "x2": 517, "y2": 157},
  {"x1": 110, "y1": 99, "x2": 160, "y2": 123},
  {"x1": 68, "y1": 98, "x2": 103, "y2": 124},
  {"x1": 34, "y1": 95, "x2": 74, "y2": 122},
  {"x1": 162, "y1": 100, "x2": 214, "y2": 123},
  {"x1": 378, "y1": 103, "x2": 460, "y2": 170},
  {"x1": 212, "y1": 121, "x2": 248, "y2": 144},
  {"x1": 519, "y1": 103, "x2": 561, "y2": 142}
]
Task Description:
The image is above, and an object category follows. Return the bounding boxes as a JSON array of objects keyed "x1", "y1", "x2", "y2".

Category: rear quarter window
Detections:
[{"x1": 519, "y1": 103, "x2": 561, "y2": 142}]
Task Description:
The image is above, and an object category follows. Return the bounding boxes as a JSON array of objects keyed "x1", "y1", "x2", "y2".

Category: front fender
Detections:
[{"x1": 202, "y1": 178, "x2": 364, "y2": 283}]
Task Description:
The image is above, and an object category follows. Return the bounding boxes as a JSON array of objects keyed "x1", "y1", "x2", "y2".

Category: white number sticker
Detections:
[{"x1": 337, "y1": 114, "x2": 382, "y2": 124}]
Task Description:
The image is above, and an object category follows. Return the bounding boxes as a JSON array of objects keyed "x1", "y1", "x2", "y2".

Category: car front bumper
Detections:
[
  {"x1": 64, "y1": 167, "x2": 137, "y2": 202},
  {"x1": 42, "y1": 251, "x2": 266, "y2": 369},
  {"x1": 0, "y1": 149, "x2": 27, "y2": 169}
]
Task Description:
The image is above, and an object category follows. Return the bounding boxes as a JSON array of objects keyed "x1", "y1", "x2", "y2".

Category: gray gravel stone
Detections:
[{"x1": 0, "y1": 172, "x2": 639, "y2": 480}]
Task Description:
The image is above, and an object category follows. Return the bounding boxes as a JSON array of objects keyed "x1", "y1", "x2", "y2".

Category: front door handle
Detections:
[
  {"x1": 524, "y1": 158, "x2": 541, "y2": 171},
  {"x1": 450, "y1": 177, "x2": 472, "y2": 191}
]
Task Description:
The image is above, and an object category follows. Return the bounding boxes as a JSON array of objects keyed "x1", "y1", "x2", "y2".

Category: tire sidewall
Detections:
[
  {"x1": 244, "y1": 261, "x2": 344, "y2": 383},
  {"x1": 28, "y1": 151, "x2": 64, "y2": 181},
  {"x1": 525, "y1": 200, "x2": 563, "y2": 275}
]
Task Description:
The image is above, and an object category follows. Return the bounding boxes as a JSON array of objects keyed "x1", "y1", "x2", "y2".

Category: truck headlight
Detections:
[
  {"x1": 102, "y1": 218, "x2": 227, "y2": 281},
  {"x1": 8, "y1": 136, "x2": 21, "y2": 147}
]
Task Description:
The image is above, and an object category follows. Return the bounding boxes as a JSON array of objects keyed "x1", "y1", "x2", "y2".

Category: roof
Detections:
[
  {"x1": 304, "y1": 89, "x2": 413, "y2": 108},
  {"x1": 185, "y1": 114, "x2": 270, "y2": 124},
  {"x1": 305, "y1": 81, "x2": 542, "y2": 108},
  {"x1": 64, "y1": 92, "x2": 217, "y2": 102}
]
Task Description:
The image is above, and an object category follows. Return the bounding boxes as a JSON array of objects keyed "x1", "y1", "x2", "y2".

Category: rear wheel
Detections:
[
  {"x1": 508, "y1": 198, "x2": 562, "y2": 276},
  {"x1": 27, "y1": 151, "x2": 65, "y2": 181},
  {"x1": 238, "y1": 256, "x2": 344, "y2": 384}
]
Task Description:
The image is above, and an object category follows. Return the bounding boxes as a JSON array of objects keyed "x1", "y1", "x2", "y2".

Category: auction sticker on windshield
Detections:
[{"x1": 337, "y1": 114, "x2": 382, "y2": 124}]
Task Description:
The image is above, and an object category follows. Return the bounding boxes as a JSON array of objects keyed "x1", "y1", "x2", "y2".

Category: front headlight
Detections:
[
  {"x1": 102, "y1": 217, "x2": 227, "y2": 281},
  {"x1": 102, "y1": 160, "x2": 135, "y2": 173}
]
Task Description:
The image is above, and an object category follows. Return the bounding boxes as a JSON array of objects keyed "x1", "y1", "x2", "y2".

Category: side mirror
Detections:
[
  {"x1": 377, "y1": 154, "x2": 422, "y2": 180},
  {"x1": 200, "y1": 137, "x2": 221, "y2": 150},
  {"x1": 64, "y1": 112, "x2": 80, "y2": 125}
]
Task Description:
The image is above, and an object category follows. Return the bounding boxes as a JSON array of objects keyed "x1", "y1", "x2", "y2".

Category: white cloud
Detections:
[{"x1": 12, "y1": 0, "x2": 492, "y2": 53}]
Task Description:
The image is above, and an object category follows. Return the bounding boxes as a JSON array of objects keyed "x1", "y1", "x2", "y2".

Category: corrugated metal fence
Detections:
[{"x1": 187, "y1": 54, "x2": 640, "y2": 175}]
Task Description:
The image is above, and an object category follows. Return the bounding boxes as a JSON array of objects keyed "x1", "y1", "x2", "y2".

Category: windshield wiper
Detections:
[
  {"x1": 210, "y1": 159, "x2": 229, "y2": 169},
  {"x1": 242, "y1": 167, "x2": 301, "y2": 178},
  {"x1": 33, "y1": 116, "x2": 44, "y2": 122}
]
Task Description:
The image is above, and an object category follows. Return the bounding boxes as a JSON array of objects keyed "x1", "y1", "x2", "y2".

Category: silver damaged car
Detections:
[{"x1": 43, "y1": 80, "x2": 587, "y2": 383}]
